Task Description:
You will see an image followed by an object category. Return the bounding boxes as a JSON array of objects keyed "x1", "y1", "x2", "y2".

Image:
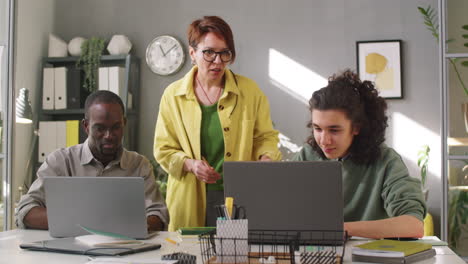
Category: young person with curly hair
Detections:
[{"x1": 293, "y1": 70, "x2": 426, "y2": 239}]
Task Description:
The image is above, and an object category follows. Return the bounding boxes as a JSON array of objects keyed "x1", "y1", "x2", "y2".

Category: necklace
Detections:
[{"x1": 196, "y1": 77, "x2": 222, "y2": 105}]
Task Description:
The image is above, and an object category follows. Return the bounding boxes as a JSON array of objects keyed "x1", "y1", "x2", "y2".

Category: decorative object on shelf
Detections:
[
  {"x1": 356, "y1": 40, "x2": 403, "y2": 99},
  {"x1": 16, "y1": 88, "x2": 33, "y2": 124},
  {"x1": 107, "y1": 35, "x2": 132, "y2": 55},
  {"x1": 76, "y1": 37, "x2": 106, "y2": 92},
  {"x1": 48, "y1": 34, "x2": 68, "y2": 57},
  {"x1": 68, "y1": 37, "x2": 86, "y2": 56},
  {"x1": 15, "y1": 88, "x2": 39, "y2": 191},
  {"x1": 146, "y1": 35, "x2": 185, "y2": 75}
]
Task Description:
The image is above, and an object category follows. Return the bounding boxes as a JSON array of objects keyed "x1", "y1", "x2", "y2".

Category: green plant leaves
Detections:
[
  {"x1": 448, "y1": 190, "x2": 468, "y2": 250},
  {"x1": 417, "y1": 145, "x2": 430, "y2": 187},
  {"x1": 76, "y1": 37, "x2": 105, "y2": 93},
  {"x1": 418, "y1": 6, "x2": 439, "y2": 42}
]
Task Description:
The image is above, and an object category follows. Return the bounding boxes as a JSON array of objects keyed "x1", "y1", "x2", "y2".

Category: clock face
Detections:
[{"x1": 146, "y1": 35, "x2": 185, "y2": 75}]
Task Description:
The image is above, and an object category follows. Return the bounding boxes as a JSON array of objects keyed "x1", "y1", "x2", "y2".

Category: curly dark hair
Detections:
[{"x1": 306, "y1": 69, "x2": 388, "y2": 164}]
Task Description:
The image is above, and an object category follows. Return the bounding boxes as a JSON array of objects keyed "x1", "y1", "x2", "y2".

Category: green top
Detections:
[
  {"x1": 293, "y1": 144, "x2": 426, "y2": 222},
  {"x1": 200, "y1": 103, "x2": 225, "y2": 191}
]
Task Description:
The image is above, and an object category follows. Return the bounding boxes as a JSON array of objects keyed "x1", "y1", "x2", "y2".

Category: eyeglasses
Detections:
[{"x1": 201, "y1": 49, "x2": 232, "y2": 63}]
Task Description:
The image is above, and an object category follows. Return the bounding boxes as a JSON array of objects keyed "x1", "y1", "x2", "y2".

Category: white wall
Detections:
[
  {"x1": 13, "y1": 0, "x2": 442, "y2": 234},
  {"x1": 12, "y1": 0, "x2": 55, "y2": 225}
]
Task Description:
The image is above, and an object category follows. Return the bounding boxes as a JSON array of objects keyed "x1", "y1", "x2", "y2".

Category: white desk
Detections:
[{"x1": 0, "y1": 229, "x2": 465, "y2": 264}]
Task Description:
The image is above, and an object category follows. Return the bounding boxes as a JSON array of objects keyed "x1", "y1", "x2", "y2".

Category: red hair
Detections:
[{"x1": 187, "y1": 16, "x2": 236, "y2": 63}]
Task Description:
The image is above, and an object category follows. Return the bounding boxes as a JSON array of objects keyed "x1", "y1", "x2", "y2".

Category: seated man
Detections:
[
  {"x1": 293, "y1": 70, "x2": 426, "y2": 239},
  {"x1": 16, "y1": 90, "x2": 169, "y2": 231}
]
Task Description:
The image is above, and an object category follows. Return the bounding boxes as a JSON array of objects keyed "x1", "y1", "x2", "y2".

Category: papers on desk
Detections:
[
  {"x1": 86, "y1": 258, "x2": 177, "y2": 264},
  {"x1": 75, "y1": 234, "x2": 143, "y2": 247}
]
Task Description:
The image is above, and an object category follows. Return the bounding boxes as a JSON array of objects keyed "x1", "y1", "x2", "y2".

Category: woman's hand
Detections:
[{"x1": 184, "y1": 159, "x2": 221, "y2": 183}]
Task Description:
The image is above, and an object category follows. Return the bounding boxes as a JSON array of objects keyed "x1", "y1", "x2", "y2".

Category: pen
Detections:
[
  {"x1": 223, "y1": 205, "x2": 231, "y2": 220},
  {"x1": 225, "y1": 197, "x2": 234, "y2": 219}
]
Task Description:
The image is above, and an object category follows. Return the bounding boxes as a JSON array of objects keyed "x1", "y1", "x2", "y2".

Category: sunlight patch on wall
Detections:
[
  {"x1": 268, "y1": 48, "x2": 327, "y2": 105},
  {"x1": 392, "y1": 112, "x2": 440, "y2": 177}
]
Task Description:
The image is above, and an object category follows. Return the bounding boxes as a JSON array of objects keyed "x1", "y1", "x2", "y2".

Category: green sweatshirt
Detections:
[{"x1": 293, "y1": 144, "x2": 426, "y2": 222}]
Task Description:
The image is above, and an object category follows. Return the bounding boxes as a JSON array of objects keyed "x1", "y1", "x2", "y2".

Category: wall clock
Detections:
[{"x1": 146, "y1": 35, "x2": 185, "y2": 75}]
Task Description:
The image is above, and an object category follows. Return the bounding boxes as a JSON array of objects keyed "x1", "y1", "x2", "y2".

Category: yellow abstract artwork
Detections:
[
  {"x1": 357, "y1": 40, "x2": 402, "y2": 98},
  {"x1": 365, "y1": 53, "x2": 387, "y2": 74},
  {"x1": 365, "y1": 52, "x2": 394, "y2": 91}
]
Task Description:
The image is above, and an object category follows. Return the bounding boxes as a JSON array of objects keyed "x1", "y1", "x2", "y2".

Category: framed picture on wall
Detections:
[{"x1": 356, "y1": 40, "x2": 402, "y2": 99}]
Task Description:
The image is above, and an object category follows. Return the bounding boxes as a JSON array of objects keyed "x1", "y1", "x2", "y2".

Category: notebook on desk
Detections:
[
  {"x1": 19, "y1": 237, "x2": 161, "y2": 256},
  {"x1": 223, "y1": 161, "x2": 344, "y2": 244},
  {"x1": 43, "y1": 176, "x2": 152, "y2": 239}
]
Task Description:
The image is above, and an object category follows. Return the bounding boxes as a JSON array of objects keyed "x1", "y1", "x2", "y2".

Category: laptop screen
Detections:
[
  {"x1": 223, "y1": 161, "x2": 343, "y2": 232},
  {"x1": 44, "y1": 176, "x2": 148, "y2": 239}
]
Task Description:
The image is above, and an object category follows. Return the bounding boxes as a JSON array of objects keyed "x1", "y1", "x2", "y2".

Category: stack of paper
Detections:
[
  {"x1": 351, "y1": 239, "x2": 435, "y2": 264},
  {"x1": 75, "y1": 234, "x2": 143, "y2": 247}
]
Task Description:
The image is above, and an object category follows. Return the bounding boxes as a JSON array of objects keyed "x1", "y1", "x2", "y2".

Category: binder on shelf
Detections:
[
  {"x1": 54, "y1": 67, "x2": 67, "y2": 109},
  {"x1": 66, "y1": 120, "x2": 80, "y2": 147},
  {"x1": 108, "y1": 66, "x2": 125, "y2": 96},
  {"x1": 38, "y1": 121, "x2": 58, "y2": 162},
  {"x1": 127, "y1": 92, "x2": 133, "y2": 110},
  {"x1": 98, "y1": 67, "x2": 109, "y2": 91},
  {"x1": 42, "y1": 68, "x2": 55, "y2": 110},
  {"x1": 56, "y1": 121, "x2": 67, "y2": 150},
  {"x1": 66, "y1": 67, "x2": 82, "y2": 109}
]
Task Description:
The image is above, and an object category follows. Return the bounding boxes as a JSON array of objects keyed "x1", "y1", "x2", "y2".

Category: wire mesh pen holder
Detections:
[{"x1": 199, "y1": 230, "x2": 346, "y2": 264}]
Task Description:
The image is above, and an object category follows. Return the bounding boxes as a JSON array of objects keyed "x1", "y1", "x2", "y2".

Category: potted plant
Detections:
[
  {"x1": 76, "y1": 37, "x2": 105, "y2": 93},
  {"x1": 448, "y1": 188, "x2": 468, "y2": 252},
  {"x1": 417, "y1": 145, "x2": 430, "y2": 201},
  {"x1": 418, "y1": 6, "x2": 468, "y2": 132},
  {"x1": 150, "y1": 159, "x2": 168, "y2": 199}
]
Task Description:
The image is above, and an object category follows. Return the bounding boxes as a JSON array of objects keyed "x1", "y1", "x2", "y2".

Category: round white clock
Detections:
[{"x1": 146, "y1": 35, "x2": 185, "y2": 75}]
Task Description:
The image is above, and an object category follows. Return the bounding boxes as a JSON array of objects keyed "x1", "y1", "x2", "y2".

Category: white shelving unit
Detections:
[{"x1": 439, "y1": 0, "x2": 468, "y2": 257}]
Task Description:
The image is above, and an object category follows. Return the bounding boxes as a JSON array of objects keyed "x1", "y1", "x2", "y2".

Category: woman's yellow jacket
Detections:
[{"x1": 154, "y1": 66, "x2": 281, "y2": 231}]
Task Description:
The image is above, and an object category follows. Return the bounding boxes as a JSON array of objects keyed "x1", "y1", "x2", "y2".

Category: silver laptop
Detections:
[
  {"x1": 223, "y1": 161, "x2": 343, "y2": 232},
  {"x1": 44, "y1": 176, "x2": 150, "y2": 239}
]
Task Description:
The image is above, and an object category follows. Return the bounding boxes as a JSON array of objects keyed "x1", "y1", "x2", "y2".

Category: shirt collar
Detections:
[
  {"x1": 337, "y1": 153, "x2": 351, "y2": 162},
  {"x1": 80, "y1": 139, "x2": 127, "y2": 169},
  {"x1": 174, "y1": 66, "x2": 240, "y2": 98}
]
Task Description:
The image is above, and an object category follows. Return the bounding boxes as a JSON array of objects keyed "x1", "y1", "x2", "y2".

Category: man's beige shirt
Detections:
[{"x1": 15, "y1": 140, "x2": 169, "y2": 229}]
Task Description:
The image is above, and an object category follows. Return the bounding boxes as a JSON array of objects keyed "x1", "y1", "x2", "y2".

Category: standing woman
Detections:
[
  {"x1": 154, "y1": 16, "x2": 281, "y2": 231},
  {"x1": 293, "y1": 70, "x2": 426, "y2": 239}
]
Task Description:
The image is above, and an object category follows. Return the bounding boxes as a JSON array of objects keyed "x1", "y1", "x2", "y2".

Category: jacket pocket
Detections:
[{"x1": 237, "y1": 120, "x2": 254, "y2": 160}]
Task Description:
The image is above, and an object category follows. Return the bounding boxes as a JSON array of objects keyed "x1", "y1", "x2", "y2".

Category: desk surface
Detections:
[{"x1": 0, "y1": 229, "x2": 465, "y2": 264}]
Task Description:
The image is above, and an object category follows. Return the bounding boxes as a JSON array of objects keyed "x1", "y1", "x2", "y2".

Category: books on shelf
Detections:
[{"x1": 352, "y1": 239, "x2": 434, "y2": 264}]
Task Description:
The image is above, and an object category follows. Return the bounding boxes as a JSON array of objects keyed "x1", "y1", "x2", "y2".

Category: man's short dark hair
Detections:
[{"x1": 84, "y1": 90, "x2": 125, "y2": 119}]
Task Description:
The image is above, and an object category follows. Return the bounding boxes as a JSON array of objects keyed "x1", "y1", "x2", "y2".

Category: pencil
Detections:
[{"x1": 165, "y1": 238, "x2": 178, "y2": 245}]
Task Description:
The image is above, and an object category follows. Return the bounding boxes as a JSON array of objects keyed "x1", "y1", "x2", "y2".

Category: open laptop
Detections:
[
  {"x1": 44, "y1": 176, "x2": 151, "y2": 239},
  {"x1": 223, "y1": 161, "x2": 343, "y2": 244}
]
